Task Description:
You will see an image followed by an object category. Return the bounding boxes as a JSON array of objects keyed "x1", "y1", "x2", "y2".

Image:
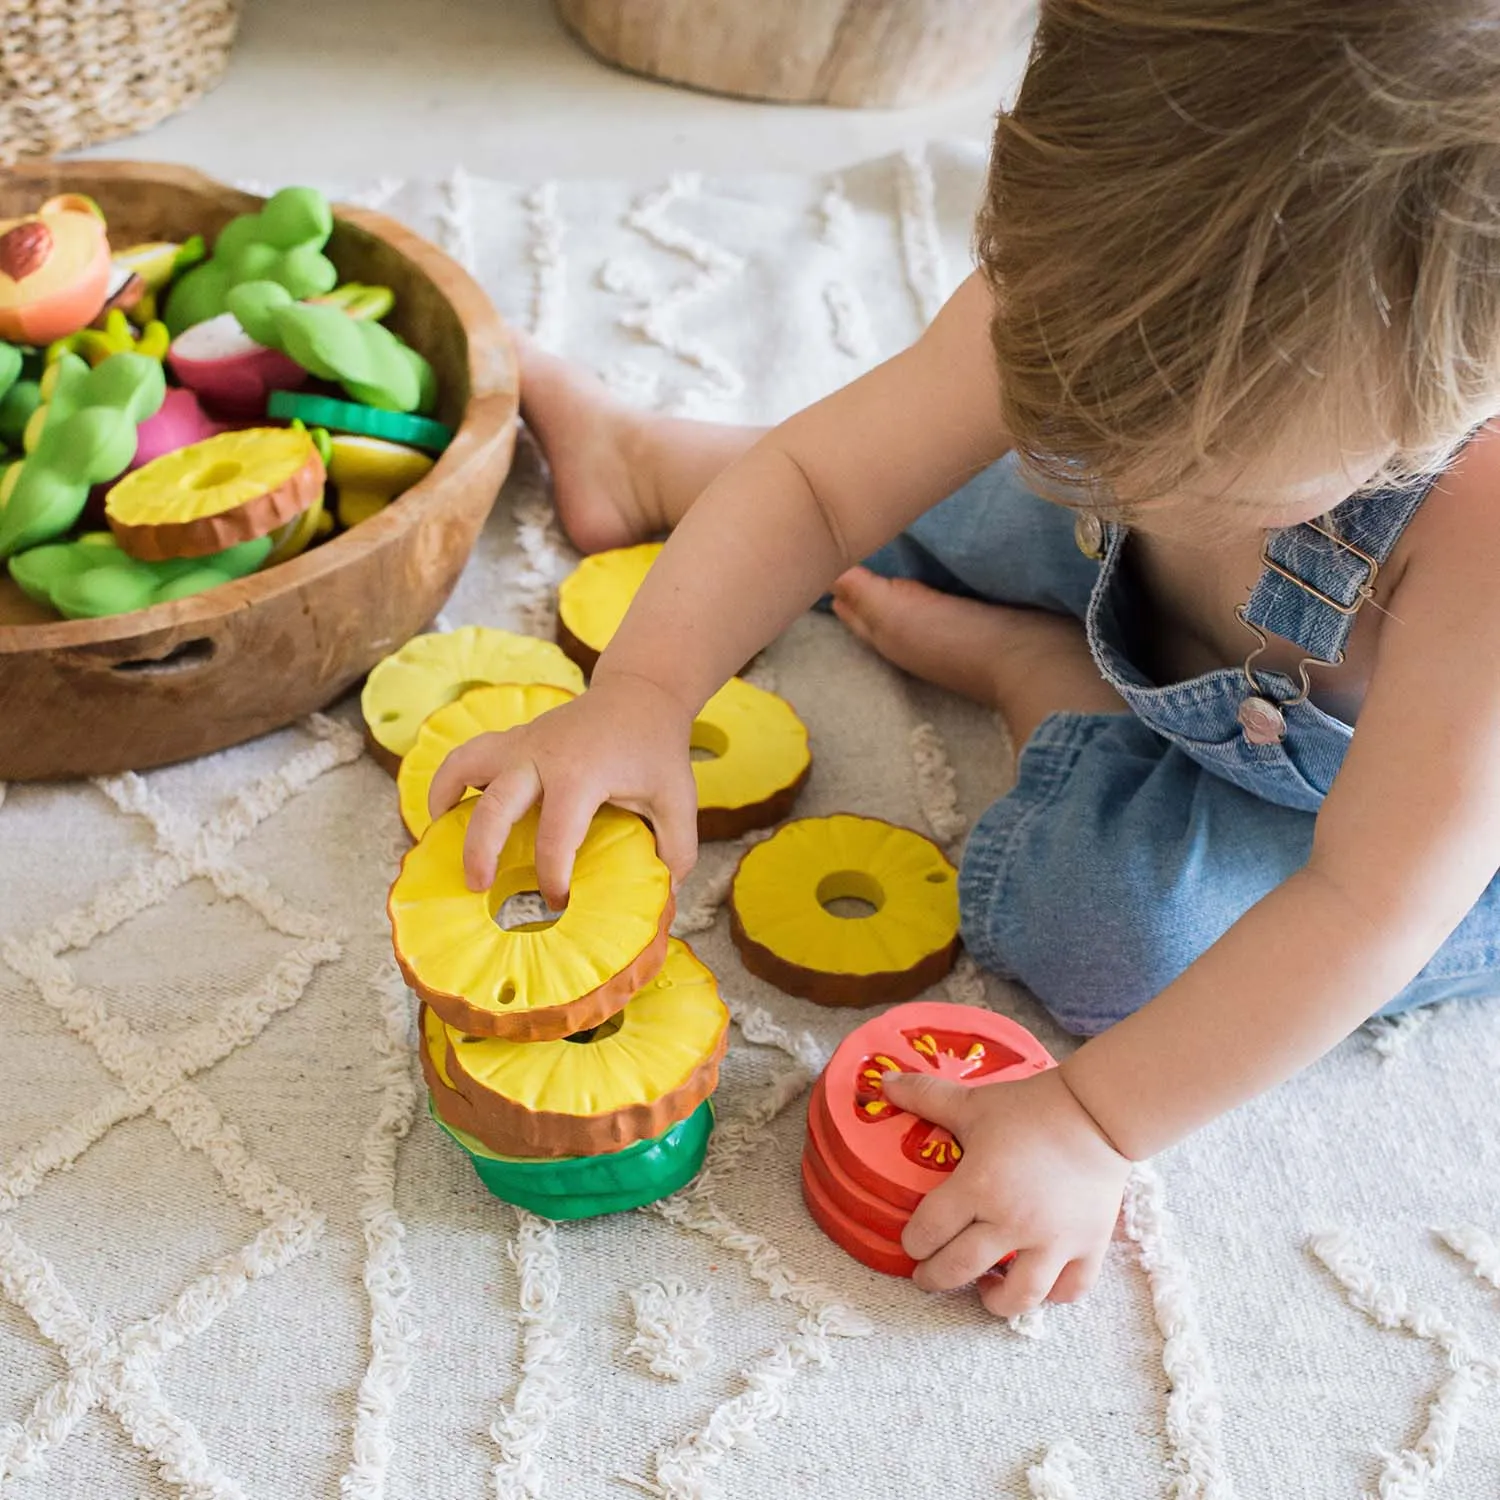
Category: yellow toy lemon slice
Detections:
[
  {"x1": 692, "y1": 676, "x2": 811, "y2": 840},
  {"x1": 397, "y1": 681, "x2": 577, "y2": 840},
  {"x1": 107, "y1": 427, "x2": 324, "y2": 561},
  {"x1": 362, "y1": 625, "x2": 586, "y2": 775},
  {"x1": 730, "y1": 814, "x2": 960, "y2": 1006},
  {"x1": 328, "y1": 433, "x2": 434, "y2": 529},
  {"x1": 555, "y1": 541, "x2": 662, "y2": 674},
  {"x1": 431, "y1": 939, "x2": 729, "y2": 1157},
  {"x1": 389, "y1": 800, "x2": 674, "y2": 1040}
]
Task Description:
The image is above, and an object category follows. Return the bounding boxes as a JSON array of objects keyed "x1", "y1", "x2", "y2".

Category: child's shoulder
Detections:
[{"x1": 1390, "y1": 421, "x2": 1500, "y2": 615}]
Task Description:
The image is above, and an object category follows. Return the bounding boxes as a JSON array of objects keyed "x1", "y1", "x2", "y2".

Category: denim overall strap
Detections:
[{"x1": 1240, "y1": 475, "x2": 1440, "y2": 663}]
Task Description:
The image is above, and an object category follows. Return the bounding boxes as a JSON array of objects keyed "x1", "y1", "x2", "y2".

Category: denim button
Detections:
[
  {"x1": 1237, "y1": 695, "x2": 1286, "y2": 745},
  {"x1": 1073, "y1": 513, "x2": 1105, "y2": 559}
]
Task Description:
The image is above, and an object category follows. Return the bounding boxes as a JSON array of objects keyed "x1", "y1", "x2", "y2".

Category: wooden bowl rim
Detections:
[{"x1": 0, "y1": 160, "x2": 518, "y2": 655}]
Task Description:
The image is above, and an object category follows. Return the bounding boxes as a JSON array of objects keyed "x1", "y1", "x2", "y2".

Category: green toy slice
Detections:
[
  {"x1": 228, "y1": 280, "x2": 435, "y2": 414},
  {"x1": 0, "y1": 353, "x2": 166, "y2": 560},
  {"x1": 8, "y1": 531, "x2": 272, "y2": 619},
  {"x1": 0, "y1": 378, "x2": 40, "y2": 450},
  {"x1": 267, "y1": 389, "x2": 453, "y2": 454},
  {"x1": 164, "y1": 187, "x2": 338, "y2": 336},
  {"x1": 429, "y1": 1096, "x2": 714, "y2": 1221},
  {"x1": 0, "y1": 343, "x2": 21, "y2": 405}
]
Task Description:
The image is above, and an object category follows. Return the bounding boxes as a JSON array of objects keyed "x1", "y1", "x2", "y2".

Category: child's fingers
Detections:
[
  {"x1": 977, "y1": 1250, "x2": 1066, "y2": 1320},
  {"x1": 650, "y1": 775, "x2": 701, "y2": 887},
  {"x1": 911, "y1": 1222, "x2": 1014, "y2": 1293},
  {"x1": 899, "y1": 1175, "x2": 975, "y2": 1263},
  {"x1": 881, "y1": 1071, "x2": 969, "y2": 1132},
  {"x1": 461, "y1": 764, "x2": 542, "y2": 892},
  {"x1": 428, "y1": 733, "x2": 505, "y2": 822},
  {"x1": 533, "y1": 782, "x2": 602, "y2": 909},
  {"x1": 1045, "y1": 1251, "x2": 1105, "y2": 1306}
]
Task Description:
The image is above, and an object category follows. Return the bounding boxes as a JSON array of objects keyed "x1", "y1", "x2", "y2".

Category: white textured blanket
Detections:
[{"x1": 3, "y1": 143, "x2": 1500, "y2": 1500}]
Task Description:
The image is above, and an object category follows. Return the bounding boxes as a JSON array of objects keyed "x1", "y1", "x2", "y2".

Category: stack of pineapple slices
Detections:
[{"x1": 370, "y1": 559, "x2": 813, "y2": 1215}]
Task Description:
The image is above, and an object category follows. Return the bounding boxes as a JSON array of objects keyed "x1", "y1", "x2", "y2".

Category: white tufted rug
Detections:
[{"x1": 3, "y1": 142, "x2": 1500, "y2": 1500}]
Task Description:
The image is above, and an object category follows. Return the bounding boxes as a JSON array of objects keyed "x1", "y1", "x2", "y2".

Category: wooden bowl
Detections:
[{"x1": 0, "y1": 161, "x2": 519, "y2": 781}]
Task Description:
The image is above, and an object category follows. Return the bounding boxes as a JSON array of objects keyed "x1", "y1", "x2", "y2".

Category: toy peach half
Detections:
[
  {"x1": 168, "y1": 311, "x2": 308, "y2": 419},
  {"x1": 439, "y1": 939, "x2": 730, "y2": 1158},
  {"x1": 0, "y1": 205, "x2": 112, "y2": 345},
  {"x1": 388, "y1": 800, "x2": 675, "y2": 1041}
]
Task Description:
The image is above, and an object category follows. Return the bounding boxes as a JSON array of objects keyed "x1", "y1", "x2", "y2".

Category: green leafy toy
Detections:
[
  {"x1": 227, "y1": 280, "x2": 436, "y2": 414},
  {"x1": 163, "y1": 187, "x2": 339, "y2": 337},
  {"x1": 0, "y1": 351, "x2": 166, "y2": 559},
  {"x1": 0, "y1": 341, "x2": 22, "y2": 406},
  {"x1": 0, "y1": 380, "x2": 42, "y2": 449},
  {"x1": 8, "y1": 530, "x2": 272, "y2": 619}
]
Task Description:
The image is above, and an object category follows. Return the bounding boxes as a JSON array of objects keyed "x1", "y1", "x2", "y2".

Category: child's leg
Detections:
[
  {"x1": 829, "y1": 454, "x2": 1126, "y2": 752},
  {"x1": 833, "y1": 570, "x2": 1125, "y2": 748},
  {"x1": 522, "y1": 342, "x2": 1123, "y2": 749},
  {"x1": 519, "y1": 336, "x2": 764, "y2": 552}
]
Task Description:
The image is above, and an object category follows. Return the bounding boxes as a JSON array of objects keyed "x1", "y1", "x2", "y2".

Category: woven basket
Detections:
[{"x1": 0, "y1": 0, "x2": 241, "y2": 163}]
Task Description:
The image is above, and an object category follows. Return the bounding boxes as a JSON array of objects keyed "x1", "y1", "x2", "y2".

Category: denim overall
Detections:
[{"x1": 861, "y1": 454, "x2": 1500, "y2": 1035}]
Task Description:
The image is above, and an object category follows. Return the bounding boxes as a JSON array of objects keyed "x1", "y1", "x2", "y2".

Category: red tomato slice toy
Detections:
[{"x1": 801, "y1": 1000, "x2": 1055, "y2": 1278}]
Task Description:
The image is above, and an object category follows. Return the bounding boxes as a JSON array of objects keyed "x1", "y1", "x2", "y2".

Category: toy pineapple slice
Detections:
[
  {"x1": 431, "y1": 939, "x2": 729, "y2": 1158},
  {"x1": 362, "y1": 625, "x2": 586, "y2": 775},
  {"x1": 398, "y1": 681, "x2": 577, "y2": 840},
  {"x1": 730, "y1": 814, "x2": 960, "y2": 1006},
  {"x1": 691, "y1": 676, "x2": 811, "y2": 840},
  {"x1": 106, "y1": 426, "x2": 323, "y2": 560},
  {"x1": 389, "y1": 801, "x2": 673, "y2": 1040},
  {"x1": 555, "y1": 542, "x2": 662, "y2": 674}
]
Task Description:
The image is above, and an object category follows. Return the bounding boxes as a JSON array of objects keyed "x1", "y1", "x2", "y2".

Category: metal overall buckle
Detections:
[{"x1": 1235, "y1": 523, "x2": 1379, "y2": 746}]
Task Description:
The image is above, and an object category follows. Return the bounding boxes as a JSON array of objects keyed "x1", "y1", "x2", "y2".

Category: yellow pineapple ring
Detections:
[
  {"x1": 692, "y1": 677, "x2": 811, "y2": 840},
  {"x1": 107, "y1": 427, "x2": 324, "y2": 561},
  {"x1": 397, "y1": 681, "x2": 577, "y2": 840},
  {"x1": 362, "y1": 625, "x2": 586, "y2": 775},
  {"x1": 555, "y1": 541, "x2": 662, "y2": 674},
  {"x1": 419, "y1": 1001, "x2": 489, "y2": 1142},
  {"x1": 389, "y1": 800, "x2": 674, "y2": 1040},
  {"x1": 730, "y1": 814, "x2": 960, "y2": 1007},
  {"x1": 432, "y1": 939, "x2": 729, "y2": 1157}
]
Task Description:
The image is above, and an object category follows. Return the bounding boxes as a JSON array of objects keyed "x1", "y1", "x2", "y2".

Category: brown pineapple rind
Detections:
[
  {"x1": 444, "y1": 1008, "x2": 729, "y2": 1158},
  {"x1": 110, "y1": 448, "x2": 325, "y2": 561},
  {"x1": 390, "y1": 891, "x2": 676, "y2": 1041},
  {"x1": 697, "y1": 760, "x2": 810, "y2": 842},
  {"x1": 727, "y1": 814, "x2": 960, "y2": 1007}
]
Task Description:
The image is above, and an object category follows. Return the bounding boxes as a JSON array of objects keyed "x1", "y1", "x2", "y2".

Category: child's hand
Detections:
[
  {"x1": 881, "y1": 1065, "x2": 1130, "y2": 1318},
  {"x1": 426, "y1": 671, "x2": 700, "y2": 904}
]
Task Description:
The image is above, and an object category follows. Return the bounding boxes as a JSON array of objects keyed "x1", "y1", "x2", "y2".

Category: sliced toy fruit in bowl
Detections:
[
  {"x1": 168, "y1": 310, "x2": 307, "y2": 419},
  {"x1": 106, "y1": 425, "x2": 324, "y2": 560},
  {"x1": 0, "y1": 197, "x2": 113, "y2": 346}
]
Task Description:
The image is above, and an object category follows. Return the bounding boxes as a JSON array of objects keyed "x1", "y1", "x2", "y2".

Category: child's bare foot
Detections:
[
  {"x1": 831, "y1": 567, "x2": 1125, "y2": 749},
  {"x1": 517, "y1": 334, "x2": 662, "y2": 553}
]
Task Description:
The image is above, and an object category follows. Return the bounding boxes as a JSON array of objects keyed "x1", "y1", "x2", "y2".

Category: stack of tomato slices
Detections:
[{"x1": 801, "y1": 1000, "x2": 1056, "y2": 1277}]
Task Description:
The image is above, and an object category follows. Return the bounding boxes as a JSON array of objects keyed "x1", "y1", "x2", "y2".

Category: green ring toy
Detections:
[
  {"x1": 430, "y1": 1096, "x2": 714, "y2": 1220},
  {"x1": 267, "y1": 390, "x2": 453, "y2": 455}
]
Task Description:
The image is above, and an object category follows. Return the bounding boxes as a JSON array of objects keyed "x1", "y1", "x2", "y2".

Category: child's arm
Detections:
[
  {"x1": 430, "y1": 272, "x2": 1008, "y2": 898},
  {"x1": 1061, "y1": 427, "x2": 1500, "y2": 1154},
  {"x1": 888, "y1": 426, "x2": 1500, "y2": 1318}
]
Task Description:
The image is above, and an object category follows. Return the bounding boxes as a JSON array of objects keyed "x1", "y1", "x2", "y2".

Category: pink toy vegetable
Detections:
[
  {"x1": 130, "y1": 387, "x2": 228, "y2": 471},
  {"x1": 167, "y1": 310, "x2": 307, "y2": 419}
]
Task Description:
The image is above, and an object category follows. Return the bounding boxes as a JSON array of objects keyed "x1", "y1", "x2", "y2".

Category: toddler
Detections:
[{"x1": 430, "y1": 0, "x2": 1500, "y2": 1318}]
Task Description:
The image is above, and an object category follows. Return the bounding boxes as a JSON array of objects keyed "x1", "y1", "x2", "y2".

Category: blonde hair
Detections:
[{"x1": 978, "y1": 0, "x2": 1500, "y2": 511}]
